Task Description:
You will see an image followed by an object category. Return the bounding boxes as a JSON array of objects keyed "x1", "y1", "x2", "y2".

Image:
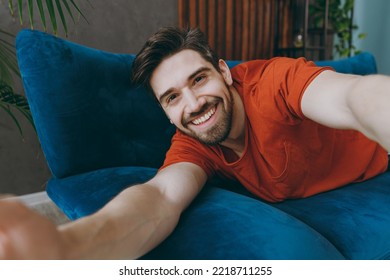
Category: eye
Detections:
[
  {"x1": 166, "y1": 94, "x2": 177, "y2": 104},
  {"x1": 193, "y1": 75, "x2": 206, "y2": 85}
]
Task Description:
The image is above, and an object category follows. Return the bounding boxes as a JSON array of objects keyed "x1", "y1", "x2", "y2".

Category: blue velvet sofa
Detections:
[{"x1": 16, "y1": 29, "x2": 390, "y2": 260}]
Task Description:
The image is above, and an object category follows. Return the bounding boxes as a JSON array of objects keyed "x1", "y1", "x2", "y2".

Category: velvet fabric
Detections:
[
  {"x1": 273, "y1": 171, "x2": 390, "y2": 260},
  {"x1": 315, "y1": 52, "x2": 377, "y2": 74},
  {"x1": 16, "y1": 29, "x2": 390, "y2": 259},
  {"x1": 47, "y1": 166, "x2": 158, "y2": 219},
  {"x1": 16, "y1": 29, "x2": 174, "y2": 178},
  {"x1": 142, "y1": 186, "x2": 345, "y2": 260}
]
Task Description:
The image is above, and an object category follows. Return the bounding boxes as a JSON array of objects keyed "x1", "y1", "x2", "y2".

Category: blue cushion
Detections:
[
  {"x1": 47, "y1": 166, "x2": 158, "y2": 219},
  {"x1": 227, "y1": 52, "x2": 378, "y2": 75},
  {"x1": 315, "y1": 52, "x2": 377, "y2": 75},
  {"x1": 273, "y1": 171, "x2": 390, "y2": 259},
  {"x1": 16, "y1": 29, "x2": 175, "y2": 178},
  {"x1": 141, "y1": 187, "x2": 344, "y2": 260}
]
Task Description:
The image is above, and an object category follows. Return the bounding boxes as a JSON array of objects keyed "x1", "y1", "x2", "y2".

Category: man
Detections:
[{"x1": 0, "y1": 27, "x2": 389, "y2": 259}]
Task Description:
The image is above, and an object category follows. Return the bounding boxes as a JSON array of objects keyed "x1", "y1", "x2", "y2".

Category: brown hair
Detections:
[{"x1": 131, "y1": 26, "x2": 220, "y2": 94}]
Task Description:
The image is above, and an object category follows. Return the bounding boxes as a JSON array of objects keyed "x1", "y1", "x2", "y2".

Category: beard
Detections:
[{"x1": 180, "y1": 87, "x2": 234, "y2": 146}]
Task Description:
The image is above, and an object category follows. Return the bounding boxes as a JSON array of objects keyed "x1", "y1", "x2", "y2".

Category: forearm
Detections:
[
  {"x1": 348, "y1": 74, "x2": 390, "y2": 151},
  {"x1": 58, "y1": 184, "x2": 180, "y2": 259}
]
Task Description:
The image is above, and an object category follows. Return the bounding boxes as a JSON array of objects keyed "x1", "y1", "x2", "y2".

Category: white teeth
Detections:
[{"x1": 192, "y1": 107, "x2": 215, "y2": 125}]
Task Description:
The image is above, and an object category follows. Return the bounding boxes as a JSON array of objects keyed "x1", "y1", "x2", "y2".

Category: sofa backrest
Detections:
[
  {"x1": 16, "y1": 29, "x2": 378, "y2": 179},
  {"x1": 17, "y1": 29, "x2": 175, "y2": 178}
]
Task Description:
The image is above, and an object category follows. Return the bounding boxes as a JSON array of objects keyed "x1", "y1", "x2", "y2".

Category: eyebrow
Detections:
[{"x1": 157, "y1": 66, "x2": 212, "y2": 104}]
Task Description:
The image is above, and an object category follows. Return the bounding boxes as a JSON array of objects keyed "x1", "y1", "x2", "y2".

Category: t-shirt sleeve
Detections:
[
  {"x1": 159, "y1": 130, "x2": 216, "y2": 177},
  {"x1": 269, "y1": 57, "x2": 333, "y2": 119},
  {"x1": 232, "y1": 57, "x2": 333, "y2": 121}
]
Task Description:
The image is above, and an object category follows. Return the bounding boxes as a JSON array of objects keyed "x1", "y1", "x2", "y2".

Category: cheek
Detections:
[
  {"x1": 165, "y1": 109, "x2": 182, "y2": 126},
  {"x1": 211, "y1": 80, "x2": 231, "y2": 97},
  {"x1": 205, "y1": 81, "x2": 223, "y2": 93}
]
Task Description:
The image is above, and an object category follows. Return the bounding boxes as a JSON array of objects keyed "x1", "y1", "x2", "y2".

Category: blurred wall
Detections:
[
  {"x1": 354, "y1": 0, "x2": 390, "y2": 75},
  {"x1": 0, "y1": 0, "x2": 177, "y2": 195}
]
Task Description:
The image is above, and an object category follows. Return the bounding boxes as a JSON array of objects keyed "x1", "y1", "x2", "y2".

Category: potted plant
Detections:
[{"x1": 310, "y1": 0, "x2": 366, "y2": 58}]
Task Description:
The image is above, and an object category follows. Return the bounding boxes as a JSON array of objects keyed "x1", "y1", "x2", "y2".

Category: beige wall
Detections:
[{"x1": 0, "y1": 0, "x2": 178, "y2": 195}]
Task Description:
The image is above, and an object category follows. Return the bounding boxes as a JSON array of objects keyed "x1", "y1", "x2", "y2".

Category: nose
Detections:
[{"x1": 183, "y1": 89, "x2": 206, "y2": 114}]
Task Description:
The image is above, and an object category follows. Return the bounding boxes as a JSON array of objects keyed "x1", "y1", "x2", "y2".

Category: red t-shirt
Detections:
[{"x1": 160, "y1": 57, "x2": 388, "y2": 202}]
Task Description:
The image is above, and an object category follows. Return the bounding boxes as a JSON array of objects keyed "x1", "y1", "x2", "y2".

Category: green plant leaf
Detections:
[
  {"x1": 344, "y1": 0, "x2": 354, "y2": 13},
  {"x1": 358, "y1": 33, "x2": 367, "y2": 39},
  {"x1": 61, "y1": 0, "x2": 76, "y2": 23},
  {"x1": 7, "y1": 0, "x2": 15, "y2": 16},
  {"x1": 45, "y1": 0, "x2": 58, "y2": 35},
  {"x1": 0, "y1": 103, "x2": 23, "y2": 136},
  {"x1": 7, "y1": 0, "x2": 87, "y2": 35},
  {"x1": 55, "y1": 0, "x2": 68, "y2": 35},
  {"x1": 0, "y1": 29, "x2": 15, "y2": 38},
  {"x1": 17, "y1": 0, "x2": 23, "y2": 24},
  {"x1": 0, "y1": 81, "x2": 35, "y2": 136},
  {"x1": 0, "y1": 50, "x2": 19, "y2": 83},
  {"x1": 36, "y1": 0, "x2": 48, "y2": 31},
  {"x1": 27, "y1": 0, "x2": 34, "y2": 29},
  {"x1": 0, "y1": 30, "x2": 19, "y2": 86},
  {"x1": 69, "y1": 0, "x2": 89, "y2": 23}
]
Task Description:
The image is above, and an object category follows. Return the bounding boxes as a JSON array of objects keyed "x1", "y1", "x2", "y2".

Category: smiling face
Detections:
[{"x1": 150, "y1": 49, "x2": 236, "y2": 145}]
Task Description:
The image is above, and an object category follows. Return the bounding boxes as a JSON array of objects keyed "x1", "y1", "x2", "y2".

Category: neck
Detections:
[{"x1": 220, "y1": 87, "x2": 246, "y2": 156}]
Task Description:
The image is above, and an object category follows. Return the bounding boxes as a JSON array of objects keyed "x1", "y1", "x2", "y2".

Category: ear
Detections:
[{"x1": 218, "y1": 59, "x2": 233, "y2": 86}]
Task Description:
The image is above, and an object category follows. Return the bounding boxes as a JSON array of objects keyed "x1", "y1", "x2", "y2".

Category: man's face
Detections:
[{"x1": 150, "y1": 49, "x2": 235, "y2": 145}]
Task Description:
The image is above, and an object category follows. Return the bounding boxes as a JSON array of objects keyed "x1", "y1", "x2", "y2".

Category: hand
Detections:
[{"x1": 0, "y1": 197, "x2": 68, "y2": 259}]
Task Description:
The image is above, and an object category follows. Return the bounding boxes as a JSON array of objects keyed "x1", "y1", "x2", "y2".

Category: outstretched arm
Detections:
[
  {"x1": 0, "y1": 162, "x2": 207, "y2": 259},
  {"x1": 302, "y1": 70, "x2": 390, "y2": 151}
]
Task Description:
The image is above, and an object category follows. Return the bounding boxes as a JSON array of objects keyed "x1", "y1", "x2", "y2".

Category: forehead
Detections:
[{"x1": 150, "y1": 49, "x2": 212, "y2": 95}]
